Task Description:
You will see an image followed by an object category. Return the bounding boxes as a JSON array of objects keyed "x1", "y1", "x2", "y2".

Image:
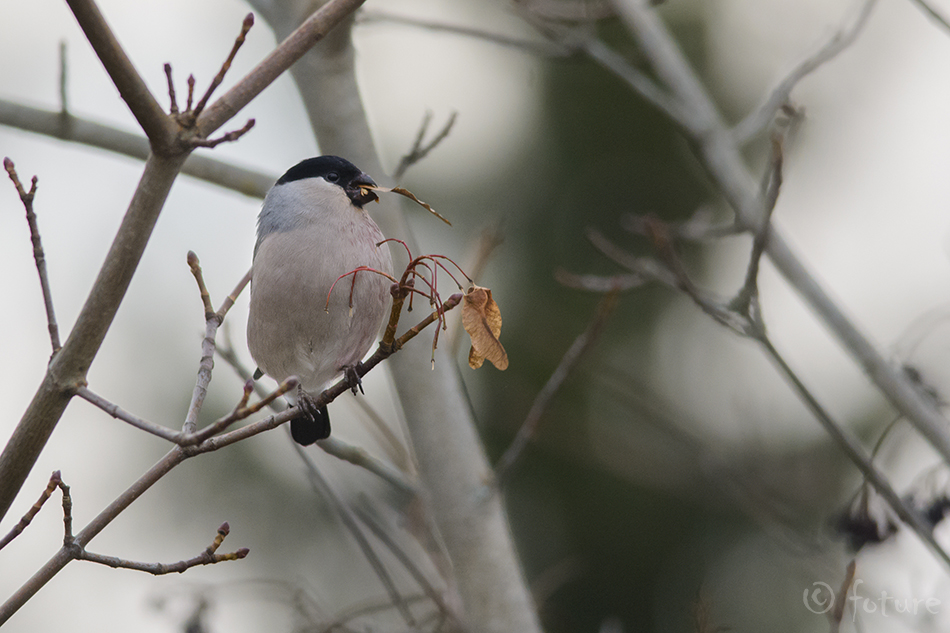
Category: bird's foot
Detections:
[
  {"x1": 290, "y1": 386, "x2": 330, "y2": 445},
  {"x1": 343, "y1": 363, "x2": 365, "y2": 396}
]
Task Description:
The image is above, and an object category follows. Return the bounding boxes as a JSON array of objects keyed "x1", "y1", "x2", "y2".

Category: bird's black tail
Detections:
[{"x1": 290, "y1": 405, "x2": 330, "y2": 445}]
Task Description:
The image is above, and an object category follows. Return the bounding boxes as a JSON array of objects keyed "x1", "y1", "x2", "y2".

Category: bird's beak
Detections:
[{"x1": 348, "y1": 172, "x2": 379, "y2": 208}]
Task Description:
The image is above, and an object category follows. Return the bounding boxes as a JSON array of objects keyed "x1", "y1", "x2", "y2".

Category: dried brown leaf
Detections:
[
  {"x1": 362, "y1": 185, "x2": 452, "y2": 226},
  {"x1": 462, "y1": 285, "x2": 508, "y2": 370}
]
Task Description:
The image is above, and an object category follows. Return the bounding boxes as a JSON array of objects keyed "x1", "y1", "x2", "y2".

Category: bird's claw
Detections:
[
  {"x1": 290, "y1": 386, "x2": 330, "y2": 445},
  {"x1": 344, "y1": 364, "x2": 364, "y2": 396}
]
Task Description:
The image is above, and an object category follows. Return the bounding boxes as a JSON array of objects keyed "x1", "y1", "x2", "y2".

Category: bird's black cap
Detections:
[{"x1": 276, "y1": 155, "x2": 378, "y2": 207}]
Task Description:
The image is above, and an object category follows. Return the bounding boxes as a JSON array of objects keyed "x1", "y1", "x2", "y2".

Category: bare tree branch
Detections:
[
  {"x1": 495, "y1": 290, "x2": 619, "y2": 481},
  {"x1": 576, "y1": 210, "x2": 950, "y2": 572},
  {"x1": 0, "y1": 151, "x2": 188, "y2": 524},
  {"x1": 608, "y1": 0, "x2": 950, "y2": 477},
  {"x1": 0, "y1": 472, "x2": 66, "y2": 552},
  {"x1": 195, "y1": 0, "x2": 368, "y2": 139},
  {"x1": 758, "y1": 335, "x2": 950, "y2": 570},
  {"x1": 63, "y1": 0, "x2": 175, "y2": 151},
  {"x1": 292, "y1": 444, "x2": 418, "y2": 629},
  {"x1": 0, "y1": 0, "x2": 369, "y2": 524},
  {"x1": 353, "y1": 502, "x2": 461, "y2": 627},
  {"x1": 13, "y1": 265, "x2": 460, "y2": 618},
  {"x1": 3, "y1": 159, "x2": 61, "y2": 354},
  {"x1": 392, "y1": 110, "x2": 458, "y2": 180},
  {"x1": 0, "y1": 99, "x2": 275, "y2": 197},
  {"x1": 246, "y1": 4, "x2": 545, "y2": 626},
  {"x1": 191, "y1": 15, "x2": 255, "y2": 121},
  {"x1": 359, "y1": 10, "x2": 570, "y2": 57},
  {"x1": 215, "y1": 334, "x2": 419, "y2": 497},
  {"x1": 77, "y1": 522, "x2": 249, "y2": 575},
  {"x1": 75, "y1": 387, "x2": 181, "y2": 442},
  {"x1": 732, "y1": 0, "x2": 878, "y2": 143}
]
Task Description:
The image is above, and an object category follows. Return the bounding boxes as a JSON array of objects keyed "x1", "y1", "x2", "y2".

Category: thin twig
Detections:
[
  {"x1": 190, "y1": 14, "x2": 255, "y2": 120},
  {"x1": 187, "y1": 251, "x2": 215, "y2": 319},
  {"x1": 731, "y1": 132, "x2": 784, "y2": 317},
  {"x1": 319, "y1": 437, "x2": 417, "y2": 499},
  {"x1": 318, "y1": 594, "x2": 434, "y2": 633},
  {"x1": 359, "y1": 10, "x2": 571, "y2": 57},
  {"x1": 182, "y1": 261, "x2": 251, "y2": 435},
  {"x1": 63, "y1": 0, "x2": 175, "y2": 150},
  {"x1": 556, "y1": 269, "x2": 648, "y2": 293},
  {"x1": 831, "y1": 560, "x2": 857, "y2": 630},
  {"x1": 76, "y1": 386, "x2": 181, "y2": 442},
  {"x1": 292, "y1": 443, "x2": 418, "y2": 628},
  {"x1": 732, "y1": 0, "x2": 878, "y2": 142},
  {"x1": 393, "y1": 111, "x2": 458, "y2": 180},
  {"x1": 3, "y1": 158, "x2": 61, "y2": 354},
  {"x1": 77, "y1": 522, "x2": 248, "y2": 575},
  {"x1": 495, "y1": 290, "x2": 619, "y2": 480},
  {"x1": 196, "y1": 0, "x2": 369, "y2": 139},
  {"x1": 183, "y1": 252, "x2": 221, "y2": 435},
  {"x1": 215, "y1": 334, "x2": 418, "y2": 497},
  {"x1": 0, "y1": 472, "x2": 65, "y2": 551},
  {"x1": 165, "y1": 63, "x2": 179, "y2": 115},
  {"x1": 58, "y1": 41, "x2": 69, "y2": 115},
  {"x1": 189, "y1": 118, "x2": 256, "y2": 148},
  {"x1": 608, "y1": 0, "x2": 950, "y2": 471},
  {"x1": 621, "y1": 206, "x2": 742, "y2": 242},
  {"x1": 182, "y1": 377, "x2": 297, "y2": 445},
  {"x1": 353, "y1": 503, "x2": 460, "y2": 626},
  {"x1": 758, "y1": 335, "x2": 950, "y2": 570}
]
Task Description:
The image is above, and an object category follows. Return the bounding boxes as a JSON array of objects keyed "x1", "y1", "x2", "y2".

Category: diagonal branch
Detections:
[
  {"x1": 0, "y1": 0, "x2": 371, "y2": 526},
  {"x1": 292, "y1": 444, "x2": 418, "y2": 629},
  {"x1": 3, "y1": 159, "x2": 61, "y2": 354},
  {"x1": 0, "y1": 151, "x2": 189, "y2": 525},
  {"x1": 392, "y1": 110, "x2": 458, "y2": 180},
  {"x1": 0, "y1": 472, "x2": 67, "y2": 552},
  {"x1": 758, "y1": 335, "x2": 950, "y2": 570},
  {"x1": 250, "y1": 4, "x2": 545, "y2": 629},
  {"x1": 64, "y1": 0, "x2": 175, "y2": 151},
  {"x1": 495, "y1": 290, "x2": 619, "y2": 481},
  {"x1": 196, "y1": 0, "x2": 368, "y2": 139},
  {"x1": 1, "y1": 289, "x2": 459, "y2": 623},
  {"x1": 732, "y1": 0, "x2": 878, "y2": 143},
  {"x1": 609, "y1": 0, "x2": 950, "y2": 476}
]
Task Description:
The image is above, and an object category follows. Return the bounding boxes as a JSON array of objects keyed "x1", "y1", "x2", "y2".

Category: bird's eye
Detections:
[{"x1": 325, "y1": 172, "x2": 340, "y2": 183}]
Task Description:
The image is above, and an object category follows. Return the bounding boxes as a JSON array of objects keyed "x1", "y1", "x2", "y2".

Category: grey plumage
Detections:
[{"x1": 247, "y1": 156, "x2": 393, "y2": 440}]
